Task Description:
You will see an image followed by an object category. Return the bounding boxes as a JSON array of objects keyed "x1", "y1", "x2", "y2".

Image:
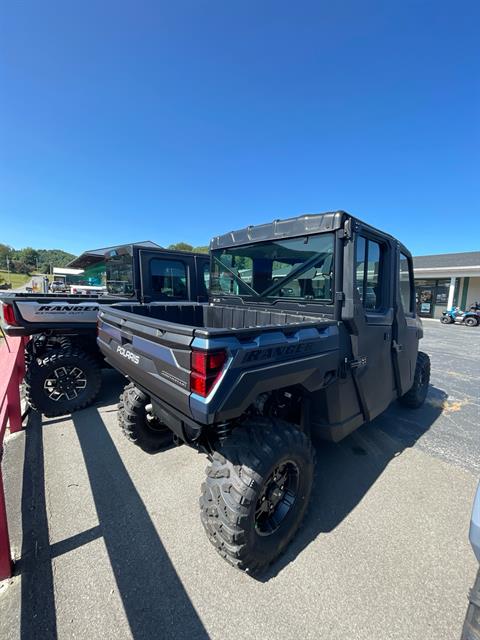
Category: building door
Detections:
[{"x1": 416, "y1": 285, "x2": 434, "y2": 317}]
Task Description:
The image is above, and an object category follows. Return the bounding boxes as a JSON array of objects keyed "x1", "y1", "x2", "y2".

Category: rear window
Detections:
[
  {"x1": 150, "y1": 259, "x2": 187, "y2": 297},
  {"x1": 211, "y1": 233, "x2": 334, "y2": 302}
]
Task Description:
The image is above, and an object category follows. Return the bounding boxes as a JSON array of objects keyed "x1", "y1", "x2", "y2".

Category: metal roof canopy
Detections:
[
  {"x1": 413, "y1": 251, "x2": 480, "y2": 279},
  {"x1": 209, "y1": 211, "x2": 404, "y2": 251},
  {"x1": 53, "y1": 267, "x2": 84, "y2": 276},
  {"x1": 67, "y1": 241, "x2": 163, "y2": 269}
]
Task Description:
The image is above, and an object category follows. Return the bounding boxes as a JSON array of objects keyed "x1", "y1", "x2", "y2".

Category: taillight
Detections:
[
  {"x1": 2, "y1": 303, "x2": 17, "y2": 326},
  {"x1": 190, "y1": 349, "x2": 227, "y2": 397}
]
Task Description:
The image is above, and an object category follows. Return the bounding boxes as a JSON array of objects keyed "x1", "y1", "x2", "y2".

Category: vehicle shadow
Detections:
[
  {"x1": 18, "y1": 411, "x2": 58, "y2": 639},
  {"x1": 93, "y1": 368, "x2": 127, "y2": 409},
  {"x1": 255, "y1": 384, "x2": 447, "y2": 582},
  {"x1": 17, "y1": 406, "x2": 209, "y2": 640},
  {"x1": 71, "y1": 407, "x2": 209, "y2": 639}
]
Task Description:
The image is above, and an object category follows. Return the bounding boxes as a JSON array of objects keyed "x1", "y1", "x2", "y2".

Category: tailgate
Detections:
[
  {"x1": 0, "y1": 297, "x2": 102, "y2": 335},
  {"x1": 97, "y1": 306, "x2": 196, "y2": 418}
]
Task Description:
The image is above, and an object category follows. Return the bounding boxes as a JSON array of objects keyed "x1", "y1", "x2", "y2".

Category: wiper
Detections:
[
  {"x1": 212, "y1": 256, "x2": 259, "y2": 297},
  {"x1": 261, "y1": 253, "x2": 329, "y2": 298}
]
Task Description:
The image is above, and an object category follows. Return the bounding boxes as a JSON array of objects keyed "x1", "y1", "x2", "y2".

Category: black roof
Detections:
[
  {"x1": 209, "y1": 211, "x2": 405, "y2": 251},
  {"x1": 67, "y1": 241, "x2": 163, "y2": 268},
  {"x1": 413, "y1": 251, "x2": 480, "y2": 269},
  {"x1": 210, "y1": 211, "x2": 346, "y2": 250}
]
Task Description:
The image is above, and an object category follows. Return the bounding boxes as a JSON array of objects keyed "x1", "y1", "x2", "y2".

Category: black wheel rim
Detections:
[
  {"x1": 254, "y1": 461, "x2": 300, "y2": 537},
  {"x1": 44, "y1": 366, "x2": 87, "y2": 402}
]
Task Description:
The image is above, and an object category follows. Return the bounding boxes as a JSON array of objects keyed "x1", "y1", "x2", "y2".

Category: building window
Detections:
[{"x1": 435, "y1": 279, "x2": 450, "y2": 305}]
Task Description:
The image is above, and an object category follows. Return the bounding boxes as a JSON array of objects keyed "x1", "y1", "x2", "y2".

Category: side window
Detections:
[
  {"x1": 150, "y1": 259, "x2": 187, "y2": 297},
  {"x1": 355, "y1": 236, "x2": 383, "y2": 310},
  {"x1": 399, "y1": 252, "x2": 413, "y2": 314}
]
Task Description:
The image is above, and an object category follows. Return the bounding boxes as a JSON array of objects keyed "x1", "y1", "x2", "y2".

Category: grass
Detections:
[{"x1": 0, "y1": 270, "x2": 31, "y2": 289}]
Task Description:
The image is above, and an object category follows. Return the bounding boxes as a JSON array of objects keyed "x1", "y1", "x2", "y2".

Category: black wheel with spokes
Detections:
[
  {"x1": 200, "y1": 417, "x2": 315, "y2": 574},
  {"x1": 43, "y1": 363, "x2": 87, "y2": 401},
  {"x1": 254, "y1": 461, "x2": 300, "y2": 536},
  {"x1": 25, "y1": 349, "x2": 102, "y2": 417}
]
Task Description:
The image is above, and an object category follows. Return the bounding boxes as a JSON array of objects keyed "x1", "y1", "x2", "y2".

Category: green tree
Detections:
[
  {"x1": 18, "y1": 247, "x2": 39, "y2": 268},
  {"x1": 168, "y1": 242, "x2": 194, "y2": 252},
  {"x1": 0, "y1": 243, "x2": 13, "y2": 269},
  {"x1": 193, "y1": 245, "x2": 209, "y2": 254},
  {"x1": 37, "y1": 249, "x2": 76, "y2": 273},
  {"x1": 11, "y1": 260, "x2": 30, "y2": 274}
]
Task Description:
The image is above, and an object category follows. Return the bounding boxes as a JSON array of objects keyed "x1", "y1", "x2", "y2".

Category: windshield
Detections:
[
  {"x1": 211, "y1": 233, "x2": 334, "y2": 302},
  {"x1": 106, "y1": 250, "x2": 134, "y2": 295}
]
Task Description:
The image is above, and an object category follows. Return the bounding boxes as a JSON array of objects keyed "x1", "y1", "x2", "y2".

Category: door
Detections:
[
  {"x1": 139, "y1": 251, "x2": 195, "y2": 302},
  {"x1": 416, "y1": 285, "x2": 434, "y2": 317},
  {"x1": 392, "y1": 248, "x2": 418, "y2": 396},
  {"x1": 349, "y1": 231, "x2": 395, "y2": 421}
]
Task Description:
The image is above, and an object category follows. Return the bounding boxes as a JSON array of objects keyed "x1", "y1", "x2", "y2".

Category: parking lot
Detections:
[{"x1": 1, "y1": 321, "x2": 479, "y2": 640}]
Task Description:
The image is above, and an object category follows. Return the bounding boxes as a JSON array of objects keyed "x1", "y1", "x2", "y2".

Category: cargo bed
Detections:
[
  {"x1": 101, "y1": 301, "x2": 333, "y2": 338},
  {"x1": 97, "y1": 301, "x2": 340, "y2": 429}
]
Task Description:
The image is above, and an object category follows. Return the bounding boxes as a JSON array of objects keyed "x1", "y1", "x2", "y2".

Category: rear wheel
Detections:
[
  {"x1": 399, "y1": 351, "x2": 430, "y2": 409},
  {"x1": 440, "y1": 315, "x2": 453, "y2": 324},
  {"x1": 465, "y1": 316, "x2": 479, "y2": 327},
  {"x1": 25, "y1": 349, "x2": 102, "y2": 417},
  {"x1": 200, "y1": 417, "x2": 315, "y2": 573},
  {"x1": 117, "y1": 382, "x2": 173, "y2": 452}
]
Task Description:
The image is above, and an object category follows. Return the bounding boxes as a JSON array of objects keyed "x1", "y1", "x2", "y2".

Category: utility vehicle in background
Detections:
[
  {"x1": 0, "y1": 243, "x2": 209, "y2": 416},
  {"x1": 440, "y1": 302, "x2": 480, "y2": 327},
  {"x1": 98, "y1": 211, "x2": 430, "y2": 573}
]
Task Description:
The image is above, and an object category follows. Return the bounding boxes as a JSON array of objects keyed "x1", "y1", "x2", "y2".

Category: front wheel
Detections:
[
  {"x1": 440, "y1": 315, "x2": 453, "y2": 324},
  {"x1": 399, "y1": 351, "x2": 431, "y2": 409},
  {"x1": 25, "y1": 349, "x2": 102, "y2": 417},
  {"x1": 200, "y1": 417, "x2": 315, "y2": 573}
]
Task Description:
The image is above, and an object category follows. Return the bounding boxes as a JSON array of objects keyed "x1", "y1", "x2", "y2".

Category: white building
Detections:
[{"x1": 413, "y1": 251, "x2": 480, "y2": 319}]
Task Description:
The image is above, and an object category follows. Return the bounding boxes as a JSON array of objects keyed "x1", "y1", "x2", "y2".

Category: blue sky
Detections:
[{"x1": 1, "y1": 1, "x2": 478, "y2": 257}]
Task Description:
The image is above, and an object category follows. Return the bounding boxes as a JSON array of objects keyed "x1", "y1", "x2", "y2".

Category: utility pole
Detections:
[{"x1": 6, "y1": 256, "x2": 10, "y2": 284}]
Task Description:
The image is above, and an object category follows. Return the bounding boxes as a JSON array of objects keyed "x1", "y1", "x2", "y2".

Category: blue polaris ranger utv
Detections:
[{"x1": 97, "y1": 211, "x2": 430, "y2": 573}]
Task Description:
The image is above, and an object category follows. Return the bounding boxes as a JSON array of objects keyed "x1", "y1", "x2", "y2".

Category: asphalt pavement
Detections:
[{"x1": 0, "y1": 321, "x2": 479, "y2": 640}]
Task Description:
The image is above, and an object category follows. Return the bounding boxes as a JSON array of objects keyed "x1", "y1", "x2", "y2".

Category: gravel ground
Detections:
[{"x1": 1, "y1": 321, "x2": 479, "y2": 640}]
